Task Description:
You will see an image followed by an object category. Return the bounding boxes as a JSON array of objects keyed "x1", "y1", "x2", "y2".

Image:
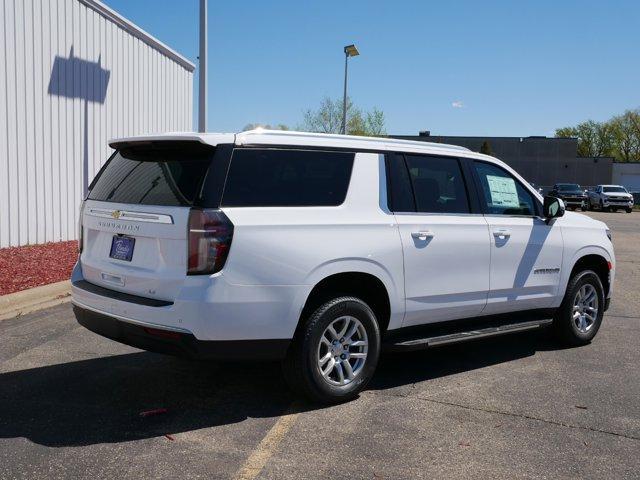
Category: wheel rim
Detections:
[
  {"x1": 572, "y1": 284, "x2": 599, "y2": 333},
  {"x1": 316, "y1": 316, "x2": 368, "y2": 386}
]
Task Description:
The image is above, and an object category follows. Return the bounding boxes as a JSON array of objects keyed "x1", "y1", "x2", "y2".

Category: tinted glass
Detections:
[
  {"x1": 603, "y1": 186, "x2": 627, "y2": 193},
  {"x1": 404, "y1": 155, "x2": 469, "y2": 214},
  {"x1": 222, "y1": 149, "x2": 354, "y2": 207},
  {"x1": 474, "y1": 161, "x2": 537, "y2": 216},
  {"x1": 558, "y1": 184, "x2": 581, "y2": 191},
  {"x1": 88, "y1": 144, "x2": 214, "y2": 206},
  {"x1": 386, "y1": 154, "x2": 415, "y2": 212}
]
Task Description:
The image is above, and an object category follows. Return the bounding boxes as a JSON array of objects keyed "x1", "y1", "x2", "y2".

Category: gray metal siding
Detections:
[{"x1": 0, "y1": 0, "x2": 194, "y2": 248}]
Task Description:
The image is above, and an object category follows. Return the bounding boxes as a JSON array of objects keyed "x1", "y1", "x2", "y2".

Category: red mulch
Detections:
[{"x1": 0, "y1": 241, "x2": 78, "y2": 296}]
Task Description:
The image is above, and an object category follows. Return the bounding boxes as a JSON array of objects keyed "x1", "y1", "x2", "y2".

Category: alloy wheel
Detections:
[
  {"x1": 572, "y1": 284, "x2": 599, "y2": 333},
  {"x1": 316, "y1": 316, "x2": 368, "y2": 386}
]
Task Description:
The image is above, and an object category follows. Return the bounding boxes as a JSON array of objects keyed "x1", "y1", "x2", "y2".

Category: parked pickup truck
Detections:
[
  {"x1": 549, "y1": 183, "x2": 588, "y2": 211},
  {"x1": 587, "y1": 185, "x2": 634, "y2": 213},
  {"x1": 71, "y1": 130, "x2": 615, "y2": 403}
]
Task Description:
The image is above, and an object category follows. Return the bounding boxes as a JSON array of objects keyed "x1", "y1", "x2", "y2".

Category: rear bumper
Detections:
[
  {"x1": 70, "y1": 262, "x2": 308, "y2": 342},
  {"x1": 73, "y1": 304, "x2": 290, "y2": 360}
]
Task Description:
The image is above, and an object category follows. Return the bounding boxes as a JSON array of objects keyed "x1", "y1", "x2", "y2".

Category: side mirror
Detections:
[{"x1": 544, "y1": 196, "x2": 565, "y2": 220}]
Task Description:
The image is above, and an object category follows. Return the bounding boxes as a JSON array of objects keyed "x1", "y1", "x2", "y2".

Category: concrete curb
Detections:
[{"x1": 0, "y1": 280, "x2": 72, "y2": 321}]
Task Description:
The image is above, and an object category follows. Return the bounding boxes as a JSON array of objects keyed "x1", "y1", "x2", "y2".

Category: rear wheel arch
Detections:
[{"x1": 297, "y1": 272, "x2": 392, "y2": 336}]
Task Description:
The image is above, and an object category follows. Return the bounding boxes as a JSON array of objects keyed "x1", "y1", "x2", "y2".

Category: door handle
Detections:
[
  {"x1": 493, "y1": 228, "x2": 511, "y2": 238},
  {"x1": 411, "y1": 230, "x2": 434, "y2": 240}
]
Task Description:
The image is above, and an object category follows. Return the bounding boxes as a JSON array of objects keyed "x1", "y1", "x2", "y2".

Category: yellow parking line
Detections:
[{"x1": 233, "y1": 403, "x2": 300, "y2": 480}]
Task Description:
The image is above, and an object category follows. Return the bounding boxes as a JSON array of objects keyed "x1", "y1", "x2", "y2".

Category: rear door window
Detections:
[
  {"x1": 404, "y1": 154, "x2": 470, "y2": 214},
  {"x1": 222, "y1": 149, "x2": 354, "y2": 207},
  {"x1": 88, "y1": 143, "x2": 215, "y2": 206}
]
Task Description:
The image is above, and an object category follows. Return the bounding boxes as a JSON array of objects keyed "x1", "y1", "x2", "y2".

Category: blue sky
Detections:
[{"x1": 105, "y1": 0, "x2": 640, "y2": 136}]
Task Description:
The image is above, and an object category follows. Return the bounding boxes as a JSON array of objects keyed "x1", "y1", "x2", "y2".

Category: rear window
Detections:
[
  {"x1": 221, "y1": 149, "x2": 354, "y2": 207},
  {"x1": 88, "y1": 142, "x2": 215, "y2": 206}
]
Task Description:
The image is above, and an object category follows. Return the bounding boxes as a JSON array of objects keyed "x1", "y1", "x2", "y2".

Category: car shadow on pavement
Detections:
[
  {"x1": 0, "y1": 331, "x2": 560, "y2": 447},
  {"x1": 370, "y1": 330, "x2": 558, "y2": 391},
  {"x1": 0, "y1": 352, "x2": 297, "y2": 447}
]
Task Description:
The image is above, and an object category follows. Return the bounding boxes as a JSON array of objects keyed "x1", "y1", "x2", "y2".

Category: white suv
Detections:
[{"x1": 72, "y1": 130, "x2": 615, "y2": 403}]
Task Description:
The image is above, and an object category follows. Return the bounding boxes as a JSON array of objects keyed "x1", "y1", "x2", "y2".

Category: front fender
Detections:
[{"x1": 560, "y1": 245, "x2": 614, "y2": 301}]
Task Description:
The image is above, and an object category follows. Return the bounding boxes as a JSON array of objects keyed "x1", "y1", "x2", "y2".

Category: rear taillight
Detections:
[{"x1": 187, "y1": 209, "x2": 234, "y2": 275}]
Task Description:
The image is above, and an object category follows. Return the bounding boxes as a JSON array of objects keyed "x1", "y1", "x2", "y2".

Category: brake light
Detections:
[{"x1": 187, "y1": 209, "x2": 234, "y2": 275}]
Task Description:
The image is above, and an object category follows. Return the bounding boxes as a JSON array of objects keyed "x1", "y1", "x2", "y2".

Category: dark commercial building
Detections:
[{"x1": 392, "y1": 132, "x2": 613, "y2": 187}]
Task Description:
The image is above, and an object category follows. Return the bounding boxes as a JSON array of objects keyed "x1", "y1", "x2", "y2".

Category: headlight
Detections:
[{"x1": 606, "y1": 229, "x2": 612, "y2": 242}]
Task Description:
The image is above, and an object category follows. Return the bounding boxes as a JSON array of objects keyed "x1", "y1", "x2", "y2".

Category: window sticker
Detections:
[{"x1": 486, "y1": 175, "x2": 520, "y2": 208}]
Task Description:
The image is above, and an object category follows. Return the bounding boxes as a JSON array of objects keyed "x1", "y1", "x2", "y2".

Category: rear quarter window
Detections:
[{"x1": 221, "y1": 149, "x2": 354, "y2": 207}]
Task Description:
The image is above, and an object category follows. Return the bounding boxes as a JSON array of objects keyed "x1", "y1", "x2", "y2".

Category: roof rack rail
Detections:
[{"x1": 237, "y1": 129, "x2": 471, "y2": 153}]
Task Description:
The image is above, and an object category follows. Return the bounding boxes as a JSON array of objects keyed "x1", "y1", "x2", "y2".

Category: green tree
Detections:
[
  {"x1": 610, "y1": 111, "x2": 640, "y2": 162},
  {"x1": 555, "y1": 126, "x2": 578, "y2": 138},
  {"x1": 300, "y1": 96, "x2": 386, "y2": 136},
  {"x1": 364, "y1": 108, "x2": 386, "y2": 136},
  {"x1": 556, "y1": 108, "x2": 640, "y2": 162},
  {"x1": 300, "y1": 97, "x2": 344, "y2": 134},
  {"x1": 479, "y1": 140, "x2": 492, "y2": 155}
]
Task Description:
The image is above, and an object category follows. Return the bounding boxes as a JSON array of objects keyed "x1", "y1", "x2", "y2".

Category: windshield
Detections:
[
  {"x1": 558, "y1": 184, "x2": 581, "y2": 191},
  {"x1": 603, "y1": 186, "x2": 627, "y2": 193}
]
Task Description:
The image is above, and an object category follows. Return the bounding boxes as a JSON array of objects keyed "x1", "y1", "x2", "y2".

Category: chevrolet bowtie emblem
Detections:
[{"x1": 111, "y1": 210, "x2": 122, "y2": 219}]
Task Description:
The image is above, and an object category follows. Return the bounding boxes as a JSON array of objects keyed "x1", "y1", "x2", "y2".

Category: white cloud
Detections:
[{"x1": 451, "y1": 101, "x2": 464, "y2": 108}]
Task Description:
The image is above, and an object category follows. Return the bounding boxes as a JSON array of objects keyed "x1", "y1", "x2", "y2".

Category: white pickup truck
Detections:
[{"x1": 587, "y1": 185, "x2": 634, "y2": 212}]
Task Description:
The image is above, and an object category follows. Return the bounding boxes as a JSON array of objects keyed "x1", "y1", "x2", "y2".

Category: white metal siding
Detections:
[
  {"x1": 0, "y1": 0, "x2": 194, "y2": 248},
  {"x1": 612, "y1": 163, "x2": 640, "y2": 192}
]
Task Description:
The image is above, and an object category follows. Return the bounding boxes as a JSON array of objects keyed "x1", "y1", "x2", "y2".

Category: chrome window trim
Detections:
[
  {"x1": 86, "y1": 208, "x2": 174, "y2": 224},
  {"x1": 392, "y1": 211, "x2": 547, "y2": 220},
  {"x1": 391, "y1": 211, "x2": 485, "y2": 218}
]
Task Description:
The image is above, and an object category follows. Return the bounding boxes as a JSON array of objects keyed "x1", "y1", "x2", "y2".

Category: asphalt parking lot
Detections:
[{"x1": 1, "y1": 211, "x2": 639, "y2": 480}]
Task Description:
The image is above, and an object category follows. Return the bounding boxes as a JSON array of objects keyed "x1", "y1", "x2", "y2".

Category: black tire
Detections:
[
  {"x1": 626, "y1": 208, "x2": 633, "y2": 213},
  {"x1": 612, "y1": 207, "x2": 618, "y2": 212},
  {"x1": 282, "y1": 296, "x2": 381, "y2": 404},
  {"x1": 554, "y1": 270, "x2": 605, "y2": 346},
  {"x1": 581, "y1": 206, "x2": 587, "y2": 211}
]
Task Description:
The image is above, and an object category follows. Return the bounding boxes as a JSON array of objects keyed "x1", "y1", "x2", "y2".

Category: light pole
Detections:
[
  {"x1": 342, "y1": 44, "x2": 359, "y2": 135},
  {"x1": 198, "y1": 0, "x2": 208, "y2": 133}
]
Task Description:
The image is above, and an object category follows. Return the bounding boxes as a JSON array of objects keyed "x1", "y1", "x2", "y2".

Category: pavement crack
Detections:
[{"x1": 370, "y1": 391, "x2": 640, "y2": 442}]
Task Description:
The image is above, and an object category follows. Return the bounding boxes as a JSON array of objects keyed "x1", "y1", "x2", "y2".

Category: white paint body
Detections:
[
  {"x1": 0, "y1": 0, "x2": 194, "y2": 248},
  {"x1": 72, "y1": 130, "x2": 615, "y2": 342}
]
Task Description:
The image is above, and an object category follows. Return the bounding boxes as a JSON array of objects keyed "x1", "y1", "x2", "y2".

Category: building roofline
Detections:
[{"x1": 79, "y1": 0, "x2": 195, "y2": 72}]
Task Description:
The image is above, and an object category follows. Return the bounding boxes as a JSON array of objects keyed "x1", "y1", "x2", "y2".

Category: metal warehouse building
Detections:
[{"x1": 0, "y1": 0, "x2": 195, "y2": 248}]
